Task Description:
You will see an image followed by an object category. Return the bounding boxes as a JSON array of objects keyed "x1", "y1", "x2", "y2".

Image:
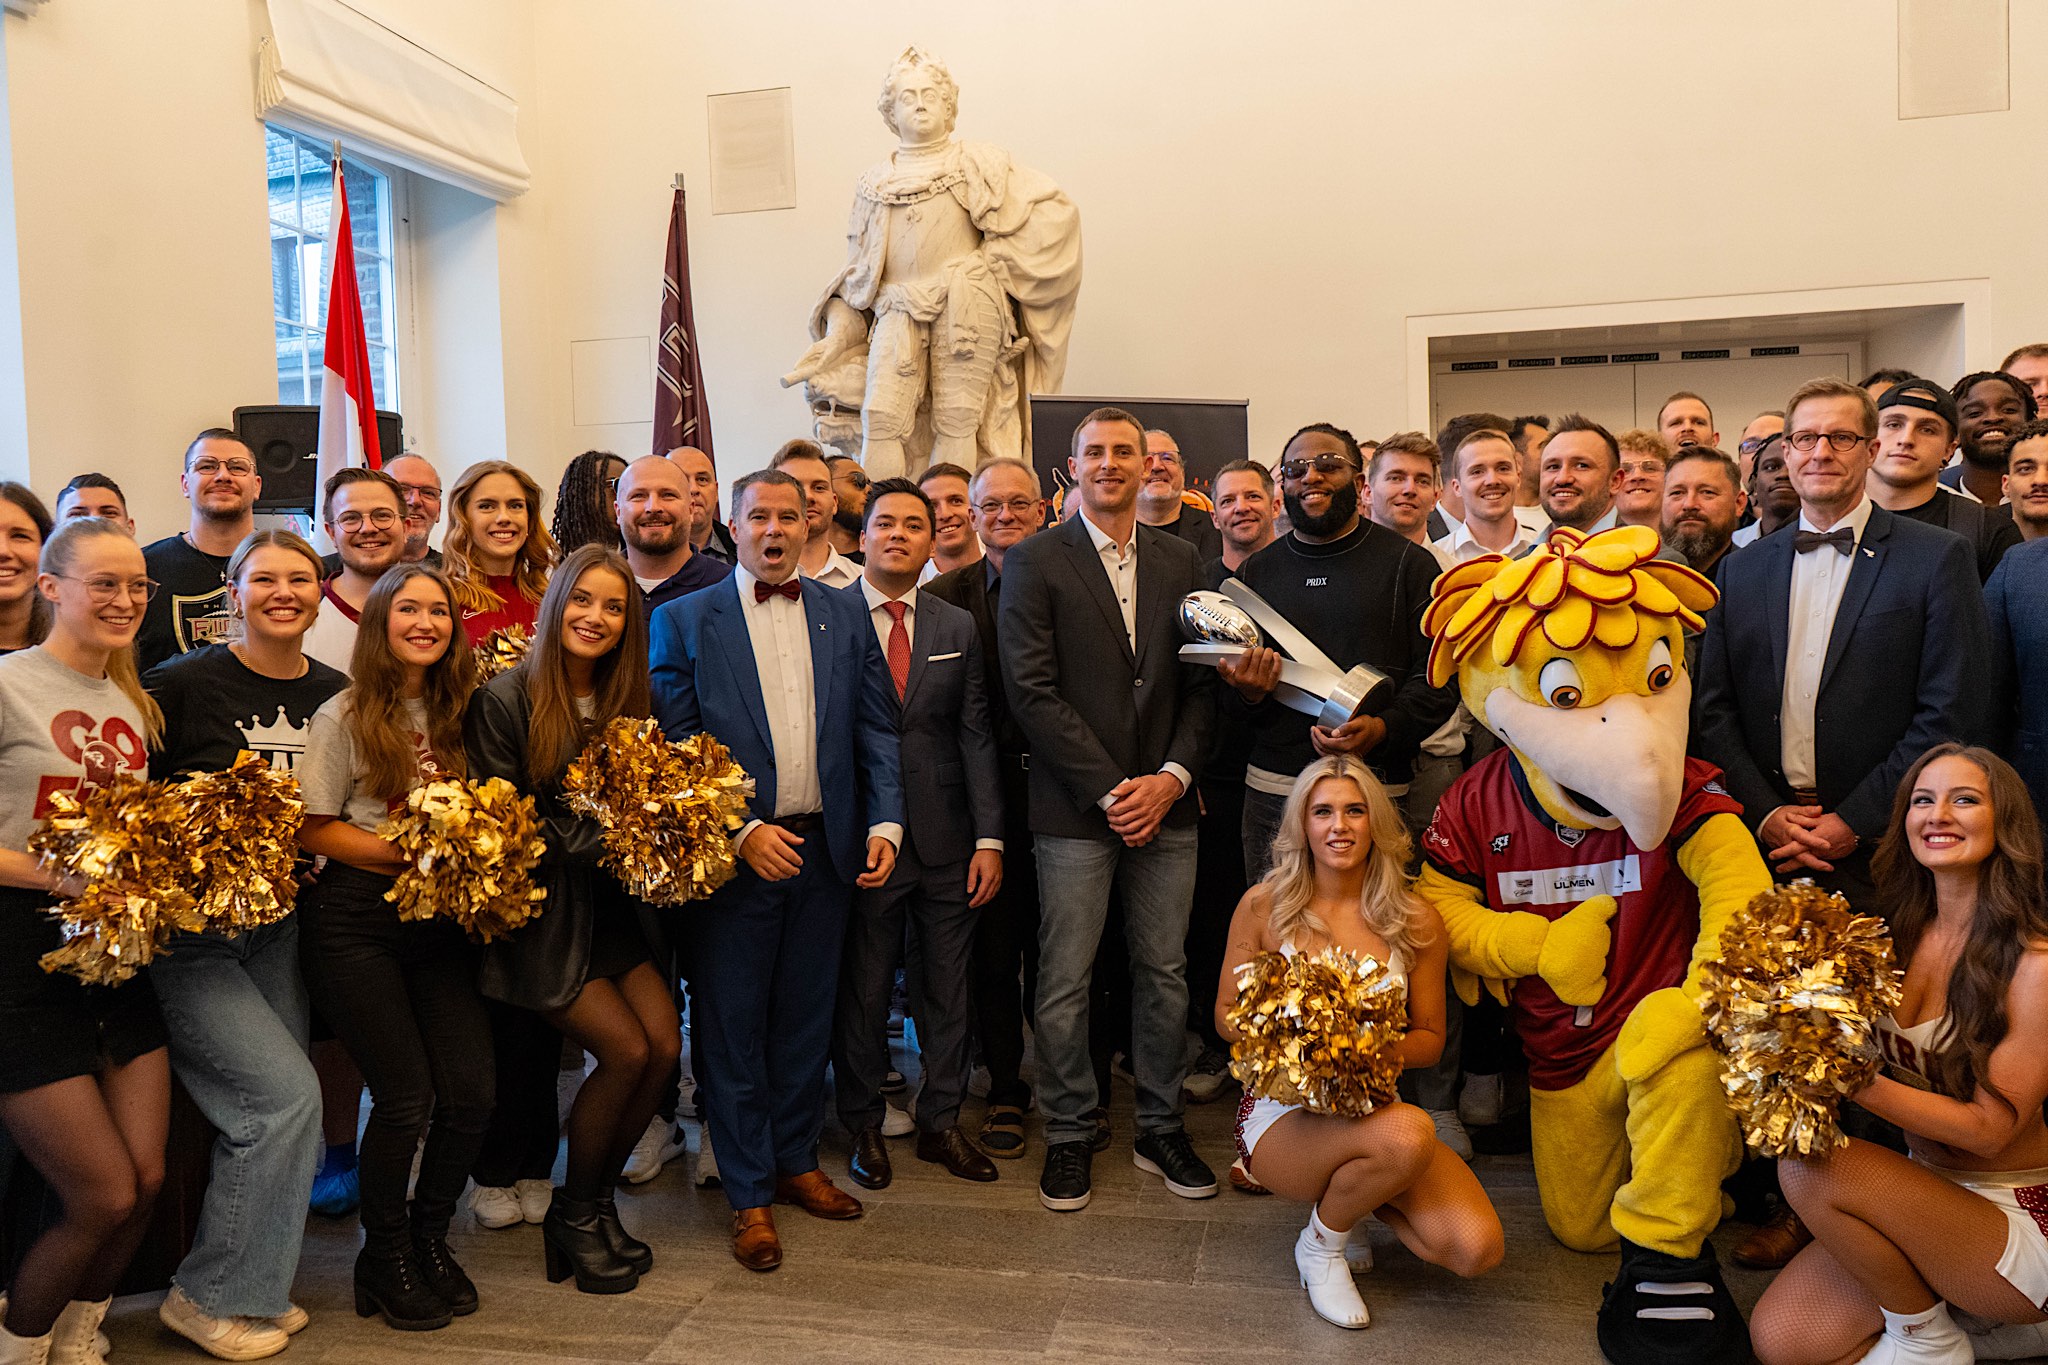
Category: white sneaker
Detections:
[
  {"x1": 1428, "y1": 1108, "x2": 1474, "y2": 1161},
  {"x1": 158, "y1": 1286, "x2": 288, "y2": 1361},
  {"x1": 695, "y1": 1127, "x2": 722, "y2": 1187},
  {"x1": 514, "y1": 1178, "x2": 553, "y2": 1223},
  {"x1": 1458, "y1": 1072, "x2": 1503, "y2": 1127},
  {"x1": 623, "y1": 1115, "x2": 688, "y2": 1185},
  {"x1": 468, "y1": 1183, "x2": 523, "y2": 1229},
  {"x1": 1295, "y1": 1213, "x2": 1370, "y2": 1329},
  {"x1": 881, "y1": 1102, "x2": 915, "y2": 1138},
  {"x1": 1344, "y1": 1221, "x2": 1374, "y2": 1273},
  {"x1": 0, "y1": 1293, "x2": 102, "y2": 1360}
]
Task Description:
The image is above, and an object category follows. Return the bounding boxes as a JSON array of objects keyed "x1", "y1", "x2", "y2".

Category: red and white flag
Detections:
[{"x1": 315, "y1": 148, "x2": 381, "y2": 534}]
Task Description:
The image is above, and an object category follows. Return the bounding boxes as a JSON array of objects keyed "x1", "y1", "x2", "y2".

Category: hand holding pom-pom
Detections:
[
  {"x1": 178, "y1": 753, "x2": 305, "y2": 934},
  {"x1": 1699, "y1": 879, "x2": 1903, "y2": 1157},
  {"x1": 377, "y1": 778, "x2": 547, "y2": 942},
  {"x1": 29, "y1": 776, "x2": 207, "y2": 984},
  {"x1": 562, "y1": 717, "x2": 755, "y2": 905},
  {"x1": 1227, "y1": 947, "x2": 1407, "y2": 1119}
]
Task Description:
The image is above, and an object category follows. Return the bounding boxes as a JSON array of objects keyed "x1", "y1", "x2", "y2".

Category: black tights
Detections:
[
  {"x1": 0, "y1": 1051, "x2": 169, "y2": 1336},
  {"x1": 546, "y1": 963, "x2": 680, "y2": 1199}
]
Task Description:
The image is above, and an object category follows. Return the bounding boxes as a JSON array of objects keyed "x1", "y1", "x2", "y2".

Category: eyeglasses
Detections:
[
  {"x1": 1278, "y1": 455, "x2": 1359, "y2": 481},
  {"x1": 834, "y1": 469, "x2": 870, "y2": 489},
  {"x1": 1785, "y1": 430, "x2": 1870, "y2": 452},
  {"x1": 333, "y1": 509, "x2": 400, "y2": 531},
  {"x1": 1619, "y1": 460, "x2": 1667, "y2": 477},
  {"x1": 189, "y1": 459, "x2": 256, "y2": 478},
  {"x1": 975, "y1": 497, "x2": 1040, "y2": 517},
  {"x1": 1737, "y1": 435, "x2": 1777, "y2": 454},
  {"x1": 396, "y1": 483, "x2": 442, "y2": 504},
  {"x1": 59, "y1": 574, "x2": 159, "y2": 604}
]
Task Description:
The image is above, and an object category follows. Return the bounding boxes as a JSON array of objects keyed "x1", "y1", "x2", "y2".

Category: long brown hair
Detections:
[
  {"x1": 342, "y1": 565, "x2": 472, "y2": 800},
  {"x1": 1872, "y1": 743, "x2": 2048, "y2": 1105},
  {"x1": 39, "y1": 517, "x2": 161, "y2": 745},
  {"x1": 517, "y1": 544, "x2": 649, "y2": 783},
  {"x1": 0, "y1": 482, "x2": 53, "y2": 647},
  {"x1": 443, "y1": 460, "x2": 555, "y2": 615}
]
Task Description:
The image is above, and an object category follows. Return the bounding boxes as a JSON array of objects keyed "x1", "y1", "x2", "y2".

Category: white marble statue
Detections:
[{"x1": 783, "y1": 47, "x2": 1082, "y2": 478}]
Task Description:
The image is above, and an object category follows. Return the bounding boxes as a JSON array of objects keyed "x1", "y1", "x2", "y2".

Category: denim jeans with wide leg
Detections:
[
  {"x1": 1031, "y1": 824, "x2": 1199, "y2": 1147},
  {"x1": 151, "y1": 917, "x2": 322, "y2": 1319}
]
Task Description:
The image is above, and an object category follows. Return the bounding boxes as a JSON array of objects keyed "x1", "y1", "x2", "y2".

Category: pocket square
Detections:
[{"x1": 928, "y1": 651, "x2": 963, "y2": 662}]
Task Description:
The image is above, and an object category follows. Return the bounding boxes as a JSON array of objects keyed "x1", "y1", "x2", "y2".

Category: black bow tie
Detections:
[
  {"x1": 753, "y1": 578, "x2": 802, "y2": 603},
  {"x1": 1793, "y1": 527, "x2": 1854, "y2": 556}
]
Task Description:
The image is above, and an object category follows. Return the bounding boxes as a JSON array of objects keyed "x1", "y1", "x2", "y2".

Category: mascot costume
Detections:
[{"x1": 1415, "y1": 525, "x2": 1771, "y2": 1365}]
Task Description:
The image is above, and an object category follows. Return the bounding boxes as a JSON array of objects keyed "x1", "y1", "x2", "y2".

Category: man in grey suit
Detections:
[
  {"x1": 999, "y1": 406, "x2": 1218, "y2": 1213},
  {"x1": 831, "y1": 478, "x2": 1005, "y2": 1190}
]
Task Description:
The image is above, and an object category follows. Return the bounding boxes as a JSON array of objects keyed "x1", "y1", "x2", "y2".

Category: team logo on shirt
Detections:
[
  {"x1": 1555, "y1": 824, "x2": 1587, "y2": 849},
  {"x1": 236, "y1": 706, "x2": 313, "y2": 772},
  {"x1": 1489, "y1": 834, "x2": 1511, "y2": 854},
  {"x1": 1495, "y1": 855, "x2": 1642, "y2": 906},
  {"x1": 35, "y1": 711, "x2": 147, "y2": 817},
  {"x1": 172, "y1": 589, "x2": 233, "y2": 653}
]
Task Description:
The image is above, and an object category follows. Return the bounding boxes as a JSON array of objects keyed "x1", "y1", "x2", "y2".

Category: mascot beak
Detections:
[{"x1": 1486, "y1": 678, "x2": 1693, "y2": 849}]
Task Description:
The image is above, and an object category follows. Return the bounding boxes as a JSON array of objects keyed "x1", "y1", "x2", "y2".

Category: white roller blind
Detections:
[{"x1": 257, "y1": 0, "x2": 530, "y2": 201}]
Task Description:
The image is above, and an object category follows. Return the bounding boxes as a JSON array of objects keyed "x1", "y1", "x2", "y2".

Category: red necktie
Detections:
[
  {"x1": 883, "y1": 600, "x2": 910, "y2": 700},
  {"x1": 754, "y1": 578, "x2": 802, "y2": 603}
]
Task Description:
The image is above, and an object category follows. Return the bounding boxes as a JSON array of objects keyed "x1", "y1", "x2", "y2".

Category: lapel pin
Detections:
[{"x1": 1862, "y1": 548, "x2": 1874, "y2": 558}]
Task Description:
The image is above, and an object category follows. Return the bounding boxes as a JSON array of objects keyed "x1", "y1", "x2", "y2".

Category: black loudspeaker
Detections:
[{"x1": 234, "y1": 405, "x2": 403, "y2": 514}]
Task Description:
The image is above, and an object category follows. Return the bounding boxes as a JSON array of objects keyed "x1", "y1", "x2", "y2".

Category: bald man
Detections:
[
  {"x1": 623, "y1": 455, "x2": 731, "y2": 612},
  {"x1": 670, "y1": 446, "x2": 736, "y2": 563}
]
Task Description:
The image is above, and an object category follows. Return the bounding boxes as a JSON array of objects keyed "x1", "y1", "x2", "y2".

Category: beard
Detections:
[
  {"x1": 624, "y1": 519, "x2": 684, "y2": 555},
  {"x1": 1281, "y1": 481, "x2": 1360, "y2": 538},
  {"x1": 1961, "y1": 438, "x2": 2009, "y2": 471},
  {"x1": 832, "y1": 509, "x2": 864, "y2": 537},
  {"x1": 1666, "y1": 518, "x2": 1730, "y2": 566}
]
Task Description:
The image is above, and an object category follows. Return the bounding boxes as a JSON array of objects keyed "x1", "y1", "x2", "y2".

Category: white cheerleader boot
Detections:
[
  {"x1": 1295, "y1": 1207, "x2": 1370, "y2": 1329},
  {"x1": 1343, "y1": 1218, "x2": 1373, "y2": 1273},
  {"x1": 47, "y1": 1299, "x2": 109, "y2": 1364},
  {"x1": 0, "y1": 1321, "x2": 52, "y2": 1365},
  {"x1": 1854, "y1": 1302, "x2": 1972, "y2": 1365}
]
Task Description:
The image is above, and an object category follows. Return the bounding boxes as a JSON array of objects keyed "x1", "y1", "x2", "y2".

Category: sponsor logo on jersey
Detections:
[
  {"x1": 1489, "y1": 833, "x2": 1511, "y2": 854},
  {"x1": 1495, "y1": 855, "x2": 1642, "y2": 906},
  {"x1": 1555, "y1": 824, "x2": 1587, "y2": 848}
]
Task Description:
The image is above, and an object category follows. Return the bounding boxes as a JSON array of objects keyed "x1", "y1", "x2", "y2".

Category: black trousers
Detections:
[
  {"x1": 473, "y1": 1001, "x2": 561, "y2": 1187},
  {"x1": 298, "y1": 863, "x2": 494, "y2": 1253},
  {"x1": 969, "y1": 765, "x2": 1040, "y2": 1111},
  {"x1": 1186, "y1": 777, "x2": 1247, "y2": 1052}
]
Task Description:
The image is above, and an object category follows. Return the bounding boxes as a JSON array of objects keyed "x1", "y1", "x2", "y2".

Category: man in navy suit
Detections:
[
  {"x1": 1986, "y1": 456, "x2": 2048, "y2": 824},
  {"x1": 831, "y1": 478, "x2": 1004, "y2": 1192},
  {"x1": 1697, "y1": 377, "x2": 1989, "y2": 906},
  {"x1": 648, "y1": 468, "x2": 903, "y2": 1272}
]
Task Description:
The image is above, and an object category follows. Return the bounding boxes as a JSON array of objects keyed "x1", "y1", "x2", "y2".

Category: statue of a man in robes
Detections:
[{"x1": 782, "y1": 47, "x2": 1082, "y2": 479}]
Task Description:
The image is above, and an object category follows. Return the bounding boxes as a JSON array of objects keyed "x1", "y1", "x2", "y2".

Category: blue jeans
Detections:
[
  {"x1": 151, "y1": 918, "x2": 321, "y2": 1318},
  {"x1": 1032, "y1": 825, "x2": 1198, "y2": 1145}
]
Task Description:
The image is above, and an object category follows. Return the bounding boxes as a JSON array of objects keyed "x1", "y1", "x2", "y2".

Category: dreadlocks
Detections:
[{"x1": 551, "y1": 449, "x2": 623, "y2": 554}]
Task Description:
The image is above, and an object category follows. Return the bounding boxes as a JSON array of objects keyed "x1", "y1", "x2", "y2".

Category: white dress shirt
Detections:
[
  {"x1": 1076, "y1": 510, "x2": 1191, "y2": 805},
  {"x1": 1731, "y1": 521, "x2": 1761, "y2": 549},
  {"x1": 803, "y1": 547, "x2": 862, "y2": 590},
  {"x1": 859, "y1": 577, "x2": 1001, "y2": 854},
  {"x1": 1434, "y1": 517, "x2": 1539, "y2": 565},
  {"x1": 732, "y1": 566, "x2": 902, "y2": 854},
  {"x1": 1778, "y1": 496, "x2": 1874, "y2": 791},
  {"x1": 1513, "y1": 504, "x2": 1551, "y2": 537}
]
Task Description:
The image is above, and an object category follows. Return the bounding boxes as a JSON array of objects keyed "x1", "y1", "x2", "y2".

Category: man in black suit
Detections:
[
  {"x1": 999, "y1": 407, "x2": 1217, "y2": 1213},
  {"x1": 832, "y1": 479, "x2": 1003, "y2": 1191},
  {"x1": 924, "y1": 456, "x2": 1046, "y2": 1161},
  {"x1": 1696, "y1": 377, "x2": 1990, "y2": 905}
]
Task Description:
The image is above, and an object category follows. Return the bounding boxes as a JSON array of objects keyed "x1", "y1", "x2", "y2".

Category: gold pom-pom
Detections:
[
  {"x1": 1227, "y1": 947, "x2": 1407, "y2": 1118},
  {"x1": 28, "y1": 776, "x2": 207, "y2": 984},
  {"x1": 562, "y1": 717, "x2": 756, "y2": 905},
  {"x1": 1700, "y1": 879, "x2": 1903, "y2": 1157},
  {"x1": 473, "y1": 624, "x2": 532, "y2": 683},
  {"x1": 178, "y1": 753, "x2": 306, "y2": 934},
  {"x1": 377, "y1": 778, "x2": 547, "y2": 942}
]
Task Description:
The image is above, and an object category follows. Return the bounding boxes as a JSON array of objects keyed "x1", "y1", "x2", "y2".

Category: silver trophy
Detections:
[{"x1": 1179, "y1": 579, "x2": 1394, "y2": 730}]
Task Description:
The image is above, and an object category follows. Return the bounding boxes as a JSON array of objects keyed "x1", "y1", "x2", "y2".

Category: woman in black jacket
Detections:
[{"x1": 463, "y1": 543, "x2": 679, "y2": 1294}]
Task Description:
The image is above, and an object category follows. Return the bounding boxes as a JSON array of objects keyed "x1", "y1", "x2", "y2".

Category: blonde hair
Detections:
[
  {"x1": 443, "y1": 460, "x2": 555, "y2": 615},
  {"x1": 38, "y1": 518, "x2": 162, "y2": 746},
  {"x1": 225, "y1": 530, "x2": 325, "y2": 644},
  {"x1": 1260, "y1": 755, "x2": 1425, "y2": 962}
]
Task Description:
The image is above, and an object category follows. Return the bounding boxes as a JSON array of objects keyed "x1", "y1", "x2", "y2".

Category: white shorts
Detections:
[
  {"x1": 1933, "y1": 1165, "x2": 2048, "y2": 1312},
  {"x1": 1235, "y1": 1092, "x2": 1296, "y2": 1169}
]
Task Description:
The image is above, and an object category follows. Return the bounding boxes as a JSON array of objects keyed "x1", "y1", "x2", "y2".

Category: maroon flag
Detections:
[{"x1": 652, "y1": 178, "x2": 713, "y2": 459}]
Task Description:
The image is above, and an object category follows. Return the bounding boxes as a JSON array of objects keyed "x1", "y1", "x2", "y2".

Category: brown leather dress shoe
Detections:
[
  {"x1": 1732, "y1": 1205, "x2": 1813, "y2": 1269},
  {"x1": 848, "y1": 1125, "x2": 892, "y2": 1190},
  {"x1": 774, "y1": 1168, "x2": 865, "y2": 1220},
  {"x1": 730, "y1": 1207, "x2": 781, "y2": 1271},
  {"x1": 915, "y1": 1126, "x2": 998, "y2": 1182}
]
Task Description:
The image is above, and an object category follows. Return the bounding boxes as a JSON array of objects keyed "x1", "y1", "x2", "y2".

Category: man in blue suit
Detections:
[
  {"x1": 1696, "y1": 377, "x2": 1989, "y2": 907},
  {"x1": 648, "y1": 467, "x2": 903, "y2": 1273},
  {"x1": 1986, "y1": 428, "x2": 2048, "y2": 824}
]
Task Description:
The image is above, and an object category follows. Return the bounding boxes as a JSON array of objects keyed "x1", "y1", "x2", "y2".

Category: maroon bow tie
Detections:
[{"x1": 754, "y1": 578, "x2": 802, "y2": 603}]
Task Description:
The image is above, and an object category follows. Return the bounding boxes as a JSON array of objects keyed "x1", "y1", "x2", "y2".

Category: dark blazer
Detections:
[
  {"x1": 1694, "y1": 504, "x2": 1990, "y2": 842},
  {"x1": 997, "y1": 515, "x2": 1215, "y2": 840},
  {"x1": 875, "y1": 588, "x2": 1003, "y2": 866},
  {"x1": 647, "y1": 573, "x2": 903, "y2": 884},
  {"x1": 1986, "y1": 537, "x2": 2048, "y2": 823},
  {"x1": 463, "y1": 668, "x2": 621, "y2": 1013},
  {"x1": 925, "y1": 557, "x2": 1023, "y2": 756}
]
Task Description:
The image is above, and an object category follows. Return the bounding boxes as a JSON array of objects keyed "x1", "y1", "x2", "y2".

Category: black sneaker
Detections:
[
  {"x1": 1133, "y1": 1129, "x2": 1217, "y2": 1200},
  {"x1": 1596, "y1": 1238, "x2": 1749, "y2": 1365},
  {"x1": 1039, "y1": 1140, "x2": 1093, "y2": 1212}
]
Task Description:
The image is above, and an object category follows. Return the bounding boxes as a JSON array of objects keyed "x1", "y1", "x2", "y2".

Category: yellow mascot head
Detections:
[{"x1": 1424, "y1": 525, "x2": 1718, "y2": 849}]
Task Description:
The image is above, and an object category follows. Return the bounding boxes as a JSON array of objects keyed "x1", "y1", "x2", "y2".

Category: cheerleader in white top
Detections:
[
  {"x1": 1218, "y1": 754, "x2": 1503, "y2": 1331},
  {"x1": 1751, "y1": 744, "x2": 2048, "y2": 1365}
]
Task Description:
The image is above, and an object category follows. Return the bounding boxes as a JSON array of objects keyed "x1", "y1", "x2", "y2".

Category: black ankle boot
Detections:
[
  {"x1": 412, "y1": 1232, "x2": 480, "y2": 1315},
  {"x1": 353, "y1": 1245, "x2": 453, "y2": 1331},
  {"x1": 542, "y1": 1192, "x2": 639, "y2": 1294},
  {"x1": 594, "y1": 1194, "x2": 653, "y2": 1275}
]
